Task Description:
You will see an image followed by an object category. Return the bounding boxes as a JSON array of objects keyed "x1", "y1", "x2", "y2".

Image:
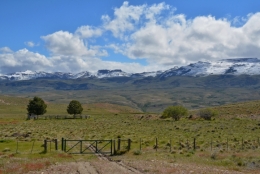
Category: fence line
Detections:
[{"x1": 1, "y1": 137, "x2": 260, "y2": 155}]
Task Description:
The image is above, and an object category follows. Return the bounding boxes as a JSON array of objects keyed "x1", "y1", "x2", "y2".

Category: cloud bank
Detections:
[{"x1": 0, "y1": 1, "x2": 260, "y2": 74}]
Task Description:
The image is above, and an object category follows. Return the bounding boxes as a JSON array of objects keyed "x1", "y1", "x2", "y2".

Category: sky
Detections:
[{"x1": 0, "y1": 0, "x2": 260, "y2": 74}]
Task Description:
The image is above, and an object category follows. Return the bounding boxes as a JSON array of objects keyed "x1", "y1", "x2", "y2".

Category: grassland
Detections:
[{"x1": 1, "y1": 95, "x2": 260, "y2": 173}]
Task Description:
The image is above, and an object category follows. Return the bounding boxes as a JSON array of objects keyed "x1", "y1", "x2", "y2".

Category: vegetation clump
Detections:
[
  {"x1": 27, "y1": 96, "x2": 47, "y2": 118},
  {"x1": 199, "y1": 108, "x2": 218, "y2": 120},
  {"x1": 67, "y1": 100, "x2": 83, "y2": 117},
  {"x1": 161, "y1": 105, "x2": 188, "y2": 121}
]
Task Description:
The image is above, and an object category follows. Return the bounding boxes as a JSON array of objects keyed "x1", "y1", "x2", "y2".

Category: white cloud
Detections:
[
  {"x1": 75, "y1": 25, "x2": 102, "y2": 38},
  {"x1": 1, "y1": 2, "x2": 260, "y2": 74},
  {"x1": 0, "y1": 47, "x2": 13, "y2": 53},
  {"x1": 0, "y1": 49, "x2": 52, "y2": 73},
  {"x1": 41, "y1": 30, "x2": 107, "y2": 57},
  {"x1": 0, "y1": 48, "x2": 149, "y2": 74},
  {"x1": 102, "y1": 1, "x2": 145, "y2": 38},
  {"x1": 25, "y1": 41, "x2": 36, "y2": 47},
  {"x1": 105, "y1": 3, "x2": 260, "y2": 67}
]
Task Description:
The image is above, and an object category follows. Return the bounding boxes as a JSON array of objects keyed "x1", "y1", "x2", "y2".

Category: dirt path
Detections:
[
  {"x1": 26, "y1": 160, "x2": 142, "y2": 174},
  {"x1": 27, "y1": 161, "x2": 98, "y2": 174},
  {"x1": 25, "y1": 145, "x2": 253, "y2": 174}
]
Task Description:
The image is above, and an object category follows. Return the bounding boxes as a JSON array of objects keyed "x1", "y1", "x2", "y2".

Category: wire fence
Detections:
[
  {"x1": 1, "y1": 137, "x2": 260, "y2": 155},
  {"x1": 130, "y1": 137, "x2": 260, "y2": 153},
  {"x1": 0, "y1": 140, "x2": 45, "y2": 154}
]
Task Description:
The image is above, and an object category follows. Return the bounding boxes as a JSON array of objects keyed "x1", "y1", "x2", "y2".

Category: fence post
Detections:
[
  {"x1": 113, "y1": 140, "x2": 116, "y2": 155},
  {"x1": 242, "y1": 138, "x2": 244, "y2": 150},
  {"x1": 80, "y1": 140, "x2": 82, "y2": 153},
  {"x1": 193, "y1": 138, "x2": 196, "y2": 151},
  {"x1": 55, "y1": 139, "x2": 58, "y2": 150},
  {"x1": 111, "y1": 140, "x2": 113, "y2": 155},
  {"x1": 128, "y1": 139, "x2": 131, "y2": 151},
  {"x1": 44, "y1": 139, "x2": 47, "y2": 152},
  {"x1": 64, "y1": 139, "x2": 66, "y2": 152},
  {"x1": 49, "y1": 141, "x2": 51, "y2": 152},
  {"x1": 61, "y1": 138, "x2": 64, "y2": 151},
  {"x1": 117, "y1": 138, "x2": 121, "y2": 151},
  {"x1": 95, "y1": 141, "x2": 98, "y2": 153}
]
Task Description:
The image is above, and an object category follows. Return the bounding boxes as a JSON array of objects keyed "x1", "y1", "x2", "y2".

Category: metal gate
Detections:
[{"x1": 61, "y1": 138, "x2": 113, "y2": 155}]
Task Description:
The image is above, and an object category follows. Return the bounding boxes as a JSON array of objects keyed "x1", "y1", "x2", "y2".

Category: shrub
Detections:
[
  {"x1": 133, "y1": 149, "x2": 142, "y2": 155},
  {"x1": 162, "y1": 105, "x2": 188, "y2": 121},
  {"x1": 67, "y1": 100, "x2": 83, "y2": 117},
  {"x1": 198, "y1": 108, "x2": 218, "y2": 120}
]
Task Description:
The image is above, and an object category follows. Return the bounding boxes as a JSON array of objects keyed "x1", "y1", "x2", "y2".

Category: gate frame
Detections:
[{"x1": 61, "y1": 138, "x2": 113, "y2": 155}]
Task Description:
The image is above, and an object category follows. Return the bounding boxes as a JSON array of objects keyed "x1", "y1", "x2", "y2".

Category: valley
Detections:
[{"x1": 1, "y1": 75, "x2": 260, "y2": 112}]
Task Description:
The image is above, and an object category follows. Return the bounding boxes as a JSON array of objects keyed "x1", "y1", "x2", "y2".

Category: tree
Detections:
[
  {"x1": 162, "y1": 105, "x2": 188, "y2": 121},
  {"x1": 67, "y1": 100, "x2": 83, "y2": 117},
  {"x1": 198, "y1": 108, "x2": 218, "y2": 120},
  {"x1": 27, "y1": 96, "x2": 47, "y2": 119}
]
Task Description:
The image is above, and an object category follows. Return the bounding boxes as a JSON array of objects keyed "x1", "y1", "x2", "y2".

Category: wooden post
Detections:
[
  {"x1": 55, "y1": 139, "x2": 58, "y2": 150},
  {"x1": 61, "y1": 138, "x2": 64, "y2": 151},
  {"x1": 193, "y1": 138, "x2": 196, "y2": 151},
  {"x1": 80, "y1": 140, "x2": 82, "y2": 153},
  {"x1": 95, "y1": 141, "x2": 98, "y2": 153},
  {"x1": 44, "y1": 139, "x2": 47, "y2": 152},
  {"x1": 128, "y1": 139, "x2": 131, "y2": 151},
  {"x1": 117, "y1": 138, "x2": 121, "y2": 151},
  {"x1": 111, "y1": 140, "x2": 113, "y2": 155},
  {"x1": 64, "y1": 139, "x2": 66, "y2": 152},
  {"x1": 242, "y1": 138, "x2": 244, "y2": 150},
  {"x1": 113, "y1": 140, "x2": 116, "y2": 155}
]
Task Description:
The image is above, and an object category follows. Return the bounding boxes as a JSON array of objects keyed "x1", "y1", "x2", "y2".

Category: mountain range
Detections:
[{"x1": 1, "y1": 58, "x2": 260, "y2": 81}]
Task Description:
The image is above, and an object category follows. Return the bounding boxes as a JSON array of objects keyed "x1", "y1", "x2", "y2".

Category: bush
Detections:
[
  {"x1": 198, "y1": 108, "x2": 218, "y2": 120},
  {"x1": 162, "y1": 105, "x2": 188, "y2": 121},
  {"x1": 67, "y1": 100, "x2": 83, "y2": 117},
  {"x1": 27, "y1": 96, "x2": 47, "y2": 118},
  {"x1": 133, "y1": 149, "x2": 142, "y2": 155}
]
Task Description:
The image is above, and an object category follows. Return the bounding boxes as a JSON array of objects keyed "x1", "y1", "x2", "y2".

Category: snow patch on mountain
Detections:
[
  {"x1": 0, "y1": 58, "x2": 260, "y2": 81},
  {"x1": 159, "y1": 58, "x2": 260, "y2": 78}
]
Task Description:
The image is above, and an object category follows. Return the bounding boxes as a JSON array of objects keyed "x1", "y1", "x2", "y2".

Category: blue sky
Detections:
[{"x1": 0, "y1": 0, "x2": 260, "y2": 74}]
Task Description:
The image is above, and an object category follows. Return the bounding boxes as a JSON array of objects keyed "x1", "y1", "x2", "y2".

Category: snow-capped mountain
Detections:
[
  {"x1": 159, "y1": 58, "x2": 260, "y2": 78},
  {"x1": 96, "y1": 69, "x2": 131, "y2": 78},
  {"x1": 1, "y1": 58, "x2": 260, "y2": 81},
  {"x1": 0, "y1": 69, "x2": 161, "y2": 81}
]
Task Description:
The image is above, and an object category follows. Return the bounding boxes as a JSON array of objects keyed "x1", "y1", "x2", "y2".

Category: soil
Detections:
[{"x1": 25, "y1": 159, "x2": 260, "y2": 174}]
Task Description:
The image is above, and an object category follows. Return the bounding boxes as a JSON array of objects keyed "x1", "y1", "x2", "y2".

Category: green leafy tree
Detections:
[
  {"x1": 27, "y1": 96, "x2": 47, "y2": 118},
  {"x1": 67, "y1": 100, "x2": 83, "y2": 117},
  {"x1": 198, "y1": 108, "x2": 218, "y2": 120},
  {"x1": 162, "y1": 105, "x2": 188, "y2": 121}
]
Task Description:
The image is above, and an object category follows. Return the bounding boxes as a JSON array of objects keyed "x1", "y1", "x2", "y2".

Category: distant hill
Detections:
[{"x1": 1, "y1": 74, "x2": 260, "y2": 112}]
